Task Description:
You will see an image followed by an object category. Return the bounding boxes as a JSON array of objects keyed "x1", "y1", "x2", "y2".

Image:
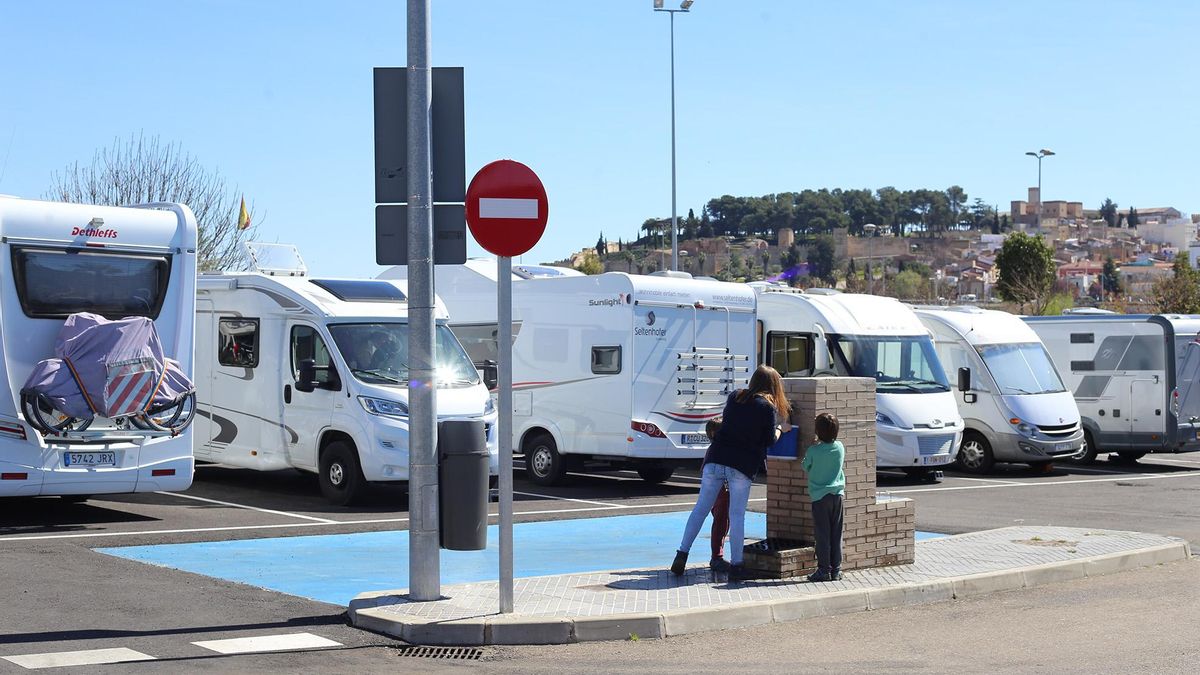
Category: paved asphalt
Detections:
[{"x1": 0, "y1": 453, "x2": 1197, "y2": 672}]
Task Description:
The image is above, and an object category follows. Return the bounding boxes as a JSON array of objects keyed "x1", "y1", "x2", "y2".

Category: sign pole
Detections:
[
  {"x1": 406, "y1": 0, "x2": 440, "y2": 602},
  {"x1": 498, "y1": 256, "x2": 514, "y2": 614}
]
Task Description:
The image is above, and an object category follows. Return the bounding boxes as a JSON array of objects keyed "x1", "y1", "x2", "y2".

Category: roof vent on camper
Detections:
[
  {"x1": 310, "y1": 279, "x2": 407, "y2": 303},
  {"x1": 804, "y1": 288, "x2": 842, "y2": 296},
  {"x1": 243, "y1": 242, "x2": 307, "y2": 277},
  {"x1": 650, "y1": 270, "x2": 693, "y2": 279}
]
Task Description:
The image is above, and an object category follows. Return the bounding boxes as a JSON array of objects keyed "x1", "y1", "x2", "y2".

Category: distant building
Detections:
[
  {"x1": 1011, "y1": 187, "x2": 1084, "y2": 228},
  {"x1": 1138, "y1": 217, "x2": 1196, "y2": 250}
]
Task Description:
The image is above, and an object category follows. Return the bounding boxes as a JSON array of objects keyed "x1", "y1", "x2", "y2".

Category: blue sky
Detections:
[{"x1": 1, "y1": 1, "x2": 1197, "y2": 276}]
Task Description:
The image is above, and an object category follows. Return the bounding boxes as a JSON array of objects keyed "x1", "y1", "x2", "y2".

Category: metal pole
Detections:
[
  {"x1": 498, "y1": 257, "x2": 514, "y2": 613},
  {"x1": 406, "y1": 0, "x2": 440, "y2": 602},
  {"x1": 669, "y1": 10, "x2": 679, "y2": 272},
  {"x1": 1036, "y1": 156, "x2": 1043, "y2": 230}
]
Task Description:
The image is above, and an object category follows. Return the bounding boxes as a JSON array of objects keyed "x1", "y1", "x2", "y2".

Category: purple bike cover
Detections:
[{"x1": 21, "y1": 313, "x2": 194, "y2": 420}]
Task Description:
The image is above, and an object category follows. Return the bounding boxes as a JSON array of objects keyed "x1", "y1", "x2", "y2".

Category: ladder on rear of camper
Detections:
[{"x1": 675, "y1": 306, "x2": 751, "y2": 409}]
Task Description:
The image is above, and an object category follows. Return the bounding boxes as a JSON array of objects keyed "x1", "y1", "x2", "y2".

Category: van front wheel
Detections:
[
  {"x1": 525, "y1": 432, "x2": 566, "y2": 487},
  {"x1": 320, "y1": 441, "x2": 366, "y2": 506},
  {"x1": 1070, "y1": 431, "x2": 1099, "y2": 464},
  {"x1": 955, "y1": 432, "x2": 995, "y2": 474}
]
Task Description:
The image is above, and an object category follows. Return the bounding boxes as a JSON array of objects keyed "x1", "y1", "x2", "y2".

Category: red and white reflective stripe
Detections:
[
  {"x1": 478, "y1": 198, "x2": 539, "y2": 219},
  {"x1": 105, "y1": 363, "x2": 156, "y2": 416}
]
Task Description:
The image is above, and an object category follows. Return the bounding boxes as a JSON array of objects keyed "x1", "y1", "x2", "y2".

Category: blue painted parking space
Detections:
[{"x1": 97, "y1": 511, "x2": 944, "y2": 606}]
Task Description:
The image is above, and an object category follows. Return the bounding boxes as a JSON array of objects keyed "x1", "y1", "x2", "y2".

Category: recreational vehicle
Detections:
[
  {"x1": 195, "y1": 244, "x2": 497, "y2": 505},
  {"x1": 0, "y1": 196, "x2": 197, "y2": 498},
  {"x1": 754, "y1": 287, "x2": 963, "y2": 481},
  {"x1": 380, "y1": 261, "x2": 758, "y2": 486},
  {"x1": 916, "y1": 307, "x2": 1084, "y2": 473},
  {"x1": 1024, "y1": 314, "x2": 1200, "y2": 462}
]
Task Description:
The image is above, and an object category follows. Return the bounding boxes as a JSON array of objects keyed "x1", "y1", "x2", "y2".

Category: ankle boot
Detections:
[{"x1": 671, "y1": 550, "x2": 689, "y2": 576}]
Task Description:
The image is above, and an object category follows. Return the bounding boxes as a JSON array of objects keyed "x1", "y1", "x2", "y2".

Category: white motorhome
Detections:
[
  {"x1": 916, "y1": 307, "x2": 1084, "y2": 473},
  {"x1": 0, "y1": 196, "x2": 197, "y2": 498},
  {"x1": 380, "y1": 261, "x2": 758, "y2": 486},
  {"x1": 195, "y1": 244, "x2": 497, "y2": 505},
  {"x1": 1024, "y1": 314, "x2": 1200, "y2": 463},
  {"x1": 754, "y1": 287, "x2": 963, "y2": 481}
]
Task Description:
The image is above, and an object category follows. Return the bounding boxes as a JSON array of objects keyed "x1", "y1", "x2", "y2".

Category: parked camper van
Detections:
[
  {"x1": 916, "y1": 307, "x2": 1084, "y2": 473},
  {"x1": 380, "y1": 261, "x2": 758, "y2": 486},
  {"x1": 0, "y1": 196, "x2": 197, "y2": 498},
  {"x1": 195, "y1": 244, "x2": 497, "y2": 505},
  {"x1": 1025, "y1": 314, "x2": 1200, "y2": 463},
  {"x1": 754, "y1": 287, "x2": 963, "y2": 481}
]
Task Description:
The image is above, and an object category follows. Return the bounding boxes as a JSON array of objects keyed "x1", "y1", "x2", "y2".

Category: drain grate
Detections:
[{"x1": 397, "y1": 645, "x2": 483, "y2": 660}]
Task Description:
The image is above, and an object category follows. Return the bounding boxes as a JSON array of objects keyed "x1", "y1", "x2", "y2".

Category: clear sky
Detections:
[{"x1": 1, "y1": 1, "x2": 1197, "y2": 276}]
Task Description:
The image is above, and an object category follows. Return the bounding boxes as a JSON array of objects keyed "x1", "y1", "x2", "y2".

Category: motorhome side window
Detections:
[
  {"x1": 591, "y1": 346, "x2": 621, "y2": 374},
  {"x1": 218, "y1": 318, "x2": 260, "y2": 368},
  {"x1": 11, "y1": 247, "x2": 170, "y2": 319},
  {"x1": 768, "y1": 332, "x2": 813, "y2": 376},
  {"x1": 290, "y1": 325, "x2": 336, "y2": 385}
]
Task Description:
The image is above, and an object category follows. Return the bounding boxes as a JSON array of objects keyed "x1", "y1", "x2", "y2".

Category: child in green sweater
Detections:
[{"x1": 802, "y1": 412, "x2": 846, "y2": 582}]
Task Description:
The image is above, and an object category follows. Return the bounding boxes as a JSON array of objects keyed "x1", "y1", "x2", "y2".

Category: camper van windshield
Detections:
[
  {"x1": 977, "y1": 342, "x2": 1065, "y2": 395},
  {"x1": 328, "y1": 322, "x2": 480, "y2": 388},
  {"x1": 830, "y1": 335, "x2": 950, "y2": 393}
]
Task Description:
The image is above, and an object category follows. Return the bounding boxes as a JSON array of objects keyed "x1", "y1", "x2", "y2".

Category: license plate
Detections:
[
  {"x1": 921, "y1": 454, "x2": 950, "y2": 466},
  {"x1": 64, "y1": 451, "x2": 116, "y2": 467},
  {"x1": 683, "y1": 433, "x2": 709, "y2": 446},
  {"x1": 1054, "y1": 443, "x2": 1074, "y2": 452}
]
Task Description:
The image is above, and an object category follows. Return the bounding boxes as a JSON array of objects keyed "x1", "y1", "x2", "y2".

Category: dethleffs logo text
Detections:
[
  {"x1": 71, "y1": 218, "x2": 118, "y2": 239},
  {"x1": 588, "y1": 293, "x2": 630, "y2": 308}
]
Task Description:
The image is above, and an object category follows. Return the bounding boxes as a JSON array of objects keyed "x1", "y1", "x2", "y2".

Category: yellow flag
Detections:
[{"x1": 237, "y1": 197, "x2": 251, "y2": 231}]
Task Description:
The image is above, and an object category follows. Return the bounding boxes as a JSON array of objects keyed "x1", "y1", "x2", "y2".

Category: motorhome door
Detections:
[
  {"x1": 284, "y1": 323, "x2": 337, "y2": 470},
  {"x1": 1176, "y1": 340, "x2": 1200, "y2": 429}
]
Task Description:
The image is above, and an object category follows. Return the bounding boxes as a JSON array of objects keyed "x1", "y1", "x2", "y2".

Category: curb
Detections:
[{"x1": 348, "y1": 540, "x2": 1190, "y2": 646}]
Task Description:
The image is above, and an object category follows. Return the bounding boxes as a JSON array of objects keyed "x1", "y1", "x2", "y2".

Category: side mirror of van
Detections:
[
  {"x1": 296, "y1": 358, "x2": 317, "y2": 393},
  {"x1": 475, "y1": 360, "x2": 498, "y2": 391},
  {"x1": 957, "y1": 367, "x2": 971, "y2": 392}
]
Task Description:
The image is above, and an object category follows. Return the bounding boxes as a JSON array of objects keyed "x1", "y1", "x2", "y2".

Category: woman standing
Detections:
[{"x1": 672, "y1": 364, "x2": 791, "y2": 581}]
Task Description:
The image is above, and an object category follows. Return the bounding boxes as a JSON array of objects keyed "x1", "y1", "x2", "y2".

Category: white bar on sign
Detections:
[{"x1": 479, "y1": 198, "x2": 539, "y2": 219}]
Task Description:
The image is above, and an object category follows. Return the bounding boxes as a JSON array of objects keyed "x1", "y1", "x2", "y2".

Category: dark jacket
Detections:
[{"x1": 704, "y1": 391, "x2": 778, "y2": 480}]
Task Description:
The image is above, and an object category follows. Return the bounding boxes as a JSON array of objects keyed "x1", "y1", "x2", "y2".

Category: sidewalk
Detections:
[{"x1": 349, "y1": 526, "x2": 1190, "y2": 645}]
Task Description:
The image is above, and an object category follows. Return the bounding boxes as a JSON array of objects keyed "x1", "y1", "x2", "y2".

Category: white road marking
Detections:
[
  {"x1": 884, "y1": 470, "x2": 1200, "y2": 494},
  {"x1": 0, "y1": 498, "x2": 765, "y2": 543},
  {"x1": 479, "y1": 197, "x2": 538, "y2": 219},
  {"x1": 3, "y1": 647, "x2": 155, "y2": 669},
  {"x1": 192, "y1": 632, "x2": 341, "y2": 655},
  {"x1": 514, "y1": 490, "x2": 624, "y2": 508},
  {"x1": 155, "y1": 491, "x2": 338, "y2": 524},
  {"x1": 945, "y1": 476, "x2": 1026, "y2": 485}
]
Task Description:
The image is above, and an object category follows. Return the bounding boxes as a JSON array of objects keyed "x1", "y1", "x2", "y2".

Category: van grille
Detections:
[
  {"x1": 918, "y1": 434, "x2": 954, "y2": 456},
  {"x1": 1036, "y1": 422, "x2": 1078, "y2": 438}
]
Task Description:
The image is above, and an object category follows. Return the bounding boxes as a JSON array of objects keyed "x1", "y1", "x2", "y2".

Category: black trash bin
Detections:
[{"x1": 438, "y1": 419, "x2": 489, "y2": 551}]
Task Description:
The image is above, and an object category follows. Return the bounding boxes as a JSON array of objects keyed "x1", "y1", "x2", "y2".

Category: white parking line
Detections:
[
  {"x1": 193, "y1": 632, "x2": 341, "y2": 655},
  {"x1": 884, "y1": 470, "x2": 1200, "y2": 494},
  {"x1": 946, "y1": 476, "x2": 1027, "y2": 485},
  {"x1": 3, "y1": 647, "x2": 155, "y2": 669},
  {"x1": 514, "y1": 490, "x2": 624, "y2": 508},
  {"x1": 0, "y1": 498, "x2": 767, "y2": 543},
  {"x1": 156, "y1": 492, "x2": 338, "y2": 524}
]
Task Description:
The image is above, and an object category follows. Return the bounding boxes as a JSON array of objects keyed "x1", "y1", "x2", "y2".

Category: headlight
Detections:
[
  {"x1": 359, "y1": 396, "x2": 410, "y2": 419},
  {"x1": 484, "y1": 395, "x2": 496, "y2": 415},
  {"x1": 1009, "y1": 417, "x2": 1035, "y2": 436},
  {"x1": 876, "y1": 412, "x2": 899, "y2": 427}
]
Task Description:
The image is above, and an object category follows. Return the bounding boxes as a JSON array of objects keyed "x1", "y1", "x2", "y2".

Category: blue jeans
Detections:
[{"x1": 678, "y1": 463, "x2": 753, "y2": 565}]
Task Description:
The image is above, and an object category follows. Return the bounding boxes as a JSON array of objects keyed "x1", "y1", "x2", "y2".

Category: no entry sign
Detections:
[{"x1": 465, "y1": 160, "x2": 548, "y2": 257}]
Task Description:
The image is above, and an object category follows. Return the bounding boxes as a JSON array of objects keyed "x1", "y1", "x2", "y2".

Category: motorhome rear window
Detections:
[
  {"x1": 11, "y1": 247, "x2": 170, "y2": 320},
  {"x1": 309, "y1": 279, "x2": 406, "y2": 303},
  {"x1": 218, "y1": 318, "x2": 260, "y2": 368}
]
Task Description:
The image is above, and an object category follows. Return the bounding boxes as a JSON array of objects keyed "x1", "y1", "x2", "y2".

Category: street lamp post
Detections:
[
  {"x1": 863, "y1": 223, "x2": 877, "y2": 294},
  {"x1": 654, "y1": 0, "x2": 693, "y2": 271},
  {"x1": 1025, "y1": 149, "x2": 1055, "y2": 230}
]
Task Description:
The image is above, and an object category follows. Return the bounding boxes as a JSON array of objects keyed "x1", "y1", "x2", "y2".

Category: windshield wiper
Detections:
[
  {"x1": 878, "y1": 381, "x2": 924, "y2": 392},
  {"x1": 1002, "y1": 387, "x2": 1035, "y2": 395},
  {"x1": 352, "y1": 368, "x2": 406, "y2": 384}
]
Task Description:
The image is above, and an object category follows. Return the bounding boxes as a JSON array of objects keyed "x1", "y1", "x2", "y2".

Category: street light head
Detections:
[
  {"x1": 653, "y1": 0, "x2": 664, "y2": 8},
  {"x1": 1025, "y1": 151, "x2": 1038, "y2": 157},
  {"x1": 1041, "y1": 149, "x2": 1055, "y2": 156},
  {"x1": 680, "y1": 0, "x2": 694, "y2": 9}
]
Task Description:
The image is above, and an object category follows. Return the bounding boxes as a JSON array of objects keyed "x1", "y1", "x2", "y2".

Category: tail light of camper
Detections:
[
  {"x1": 0, "y1": 420, "x2": 26, "y2": 440},
  {"x1": 1172, "y1": 389, "x2": 1180, "y2": 416},
  {"x1": 631, "y1": 421, "x2": 667, "y2": 438}
]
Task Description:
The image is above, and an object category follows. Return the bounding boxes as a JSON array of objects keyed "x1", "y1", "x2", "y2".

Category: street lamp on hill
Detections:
[
  {"x1": 1025, "y1": 149, "x2": 1055, "y2": 230},
  {"x1": 653, "y1": 0, "x2": 694, "y2": 271}
]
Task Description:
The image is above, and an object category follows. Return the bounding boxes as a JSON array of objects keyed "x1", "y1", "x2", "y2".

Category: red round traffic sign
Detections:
[{"x1": 465, "y1": 159, "x2": 548, "y2": 257}]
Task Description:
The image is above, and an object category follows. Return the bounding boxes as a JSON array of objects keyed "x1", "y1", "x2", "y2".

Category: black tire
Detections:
[
  {"x1": 1070, "y1": 431, "x2": 1099, "y2": 464},
  {"x1": 1114, "y1": 451, "x2": 1147, "y2": 463},
  {"x1": 636, "y1": 465, "x2": 675, "y2": 484},
  {"x1": 22, "y1": 393, "x2": 92, "y2": 435},
  {"x1": 59, "y1": 494, "x2": 90, "y2": 504},
  {"x1": 955, "y1": 432, "x2": 995, "y2": 474},
  {"x1": 132, "y1": 392, "x2": 197, "y2": 433},
  {"x1": 319, "y1": 440, "x2": 366, "y2": 506},
  {"x1": 524, "y1": 432, "x2": 566, "y2": 487}
]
